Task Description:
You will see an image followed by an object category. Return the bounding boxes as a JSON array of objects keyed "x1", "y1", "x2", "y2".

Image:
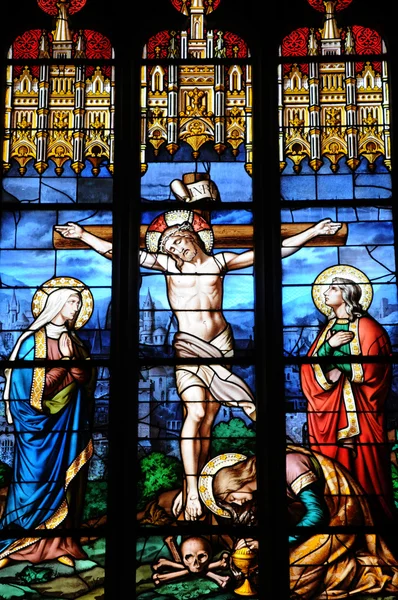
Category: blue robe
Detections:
[{"x1": 0, "y1": 330, "x2": 94, "y2": 559}]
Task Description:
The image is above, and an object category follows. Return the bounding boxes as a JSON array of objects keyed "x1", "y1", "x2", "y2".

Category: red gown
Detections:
[{"x1": 300, "y1": 315, "x2": 394, "y2": 523}]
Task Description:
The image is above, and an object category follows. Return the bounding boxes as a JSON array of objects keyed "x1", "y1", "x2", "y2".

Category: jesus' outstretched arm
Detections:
[
  {"x1": 281, "y1": 218, "x2": 341, "y2": 258},
  {"x1": 55, "y1": 222, "x2": 113, "y2": 259}
]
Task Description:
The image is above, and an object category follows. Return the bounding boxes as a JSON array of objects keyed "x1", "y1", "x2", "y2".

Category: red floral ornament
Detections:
[
  {"x1": 282, "y1": 28, "x2": 309, "y2": 57},
  {"x1": 307, "y1": 0, "x2": 352, "y2": 11},
  {"x1": 352, "y1": 25, "x2": 382, "y2": 55},
  {"x1": 352, "y1": 26, "x2": 382, "y2": 74},
  {"x1": 146, "y1": 31, "x2": 173, "y2": 59},
  {"x1": 84, "y1": 30, "x2": 112, "y2": 59},
  {"x1": 12, "y1": 29, "x2": 42, "y2": 59},
  {"x1": 281, "y1": 28, "x2": 309, "y2": 74},
  {"x1": 37, "y1": 0, "x2": 86, "y2": 15},
  {"x1": 222, "y1": 31, "x2": 249, "y2": 58}
]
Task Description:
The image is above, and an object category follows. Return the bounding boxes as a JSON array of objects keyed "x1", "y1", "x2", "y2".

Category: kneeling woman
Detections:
[
  {"x1": 211, "y1": 445, "x2": 398, "y2": 598},
  {"x1": 0, "y1": 280, "x2": 96, "y2": 569}
]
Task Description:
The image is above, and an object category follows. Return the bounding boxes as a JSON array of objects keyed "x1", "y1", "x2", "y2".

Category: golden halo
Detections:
[
  {"x1": 312, "y1": 265, "x2": 373, "y2": 317},
  {"x1": 31, "y1": 277, "x2": 94, "y2": 330},
  {"x1": 198, "y1": 453, "x2": 247, "y2": 518}
]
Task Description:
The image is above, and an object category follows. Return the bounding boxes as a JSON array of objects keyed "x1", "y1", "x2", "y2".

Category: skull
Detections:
[{"x1": 181, "y1": 537, "x2": 212, "y2": 574}]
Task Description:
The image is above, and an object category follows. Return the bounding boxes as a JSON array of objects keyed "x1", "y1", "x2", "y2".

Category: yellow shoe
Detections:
[
  {"x1": 0, "y1": 558, "x2": 10, "y2": 569},
  {"x1": 57, "y1": 555, "x2": 75, "y2": 567}
]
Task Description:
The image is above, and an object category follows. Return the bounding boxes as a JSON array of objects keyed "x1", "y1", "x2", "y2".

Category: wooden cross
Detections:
[{"x1": 53, "y1": 222, "x2": 347, "y2": 250}]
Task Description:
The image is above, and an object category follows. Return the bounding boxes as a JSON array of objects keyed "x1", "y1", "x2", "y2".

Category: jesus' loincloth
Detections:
[{"x1": 173, "y1": 325, "x2": 256, "y2": 421}]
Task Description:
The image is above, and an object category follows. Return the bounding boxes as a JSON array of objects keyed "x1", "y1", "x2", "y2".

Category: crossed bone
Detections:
[{"x1": 152, "y1": 535, "x2": 230, "y2": 588}]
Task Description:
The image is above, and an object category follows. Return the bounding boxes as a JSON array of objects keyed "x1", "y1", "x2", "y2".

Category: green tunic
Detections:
[{"x1": 317, "y1": 319, "x2": 352, "y2": 378}]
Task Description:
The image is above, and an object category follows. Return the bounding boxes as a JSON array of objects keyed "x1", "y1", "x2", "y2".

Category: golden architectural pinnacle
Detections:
[
  {"x1": 54, "y1": 0, "x2": 72, "y2": 42},
  {"x1": 322, "y1": 0, "x2": 340, "y2": 40}
]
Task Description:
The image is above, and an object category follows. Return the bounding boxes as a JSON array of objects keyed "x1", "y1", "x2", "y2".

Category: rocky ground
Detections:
[
  {"x1": 0, "y1": 538, "x2": 105, "y2": 599},
  {"x1": 136, "y1": 562, "x2": 398, "y2": 600},
  {"x1": 136, "y1": 563, "x2": 398, "y2": 600}
]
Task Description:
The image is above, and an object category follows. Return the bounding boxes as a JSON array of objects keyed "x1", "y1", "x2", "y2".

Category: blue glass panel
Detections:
[
  {"x1": 56, "y1": 250, "x2": 112, "y2": 286},
  {"x1": 2, "y1": 176, "x2": 40, "y2": 203},
  {"x1": 346, "y1": 222, "x2": 394, "y2": 246},
  {"x1": 0, "y1": 250, "x2": 55, "y2": 286},
  {"x1": 282, "y1": 247, "x2": 339, "y2": 285},
  {"x1": 280, "y1": 157, "x2": 392, "y2": 201},
  {"x1": 316, "y1": 174, "x2": 354, "y2": 200},
  {"x1": 58, "y1": 209, "x2": 112, "y2": 225},
  {"x1": 40, "y1": 178, "x2": 77, "y2": 203},
  {"x1": 0, "y1": 213, "x2": 17, "y2": 248},
  {"x1": 16, "y1": 211, "x2": 57, "y2": 248},
  {"x1": 281, "y1": 207, "x2": 337, "y2": 223},
  {"x1": 77, "y1": 178, "x2": 113, "y2": 203},
  {"x1": 339, "y1": 246, "x2": 395, "y2": 279},
  {"x1": 223, "y1": 275, "x2": 254, "y2": 307},
  {"x1": 354, "y1": 173, "x2": 392, "y2": 199},
  {"x1": 141, "y1": 162, "x2": 252, "y2": 202},
  {"x1": 211, "y1": 210, "x2": 253, "y2": 224},
  {"x1": 281, "y1": 173, "x2": 316, "y2": 201}
]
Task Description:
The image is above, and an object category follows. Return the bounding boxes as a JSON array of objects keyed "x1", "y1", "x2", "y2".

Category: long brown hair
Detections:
[
  {"x1": 213, "y1": 456, "x2": 257, "y2": 502},
  {"x1": 331, "y1": 277, "x2": 364, "y2": 321}
]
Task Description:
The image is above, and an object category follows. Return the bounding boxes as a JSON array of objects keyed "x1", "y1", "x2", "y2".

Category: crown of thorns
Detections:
[
  {"x1": 158, "y1": 221, "x2": 195, "y2": 253},
  {"x1": 145, "y1": 210, "x2": 214, "y2": 253}
]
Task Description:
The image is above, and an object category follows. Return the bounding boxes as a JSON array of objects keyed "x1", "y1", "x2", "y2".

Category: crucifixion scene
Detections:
[
  {"x1": 54, "y1": 172, "x2": 343, "y2": 525},
  {"x1": 2, "y1": 0, "x2": 398, "y2": 596},
  {"x1": 53, "y1": 162, "x2": 398, "y2": 600}
]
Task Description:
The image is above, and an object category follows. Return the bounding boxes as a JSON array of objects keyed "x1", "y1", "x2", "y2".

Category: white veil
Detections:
[{"x1": 3, "y1": 287, "x2": 82, "y2": 421}]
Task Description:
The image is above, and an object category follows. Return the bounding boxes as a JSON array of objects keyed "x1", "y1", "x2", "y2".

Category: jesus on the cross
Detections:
[{"x1": 55, "y1": 213, "x2": 341, "y2": 520}]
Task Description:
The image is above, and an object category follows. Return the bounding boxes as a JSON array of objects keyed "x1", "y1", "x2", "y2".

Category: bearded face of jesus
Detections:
[{"x1": 162, "y1": 229, "x2": 206, "y2": 270}]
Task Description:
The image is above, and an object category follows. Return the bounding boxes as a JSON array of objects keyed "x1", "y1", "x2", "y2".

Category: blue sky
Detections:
[
  {"x1": 282, "y1": 282, "x2": 398, "y2": 327},
  {"x1": 141, "y1": 162, "x2": 252, "y2": 202},
  {"x1": 0, "y1": 248, "x2": 112, "y2": 288},
  {"x1": 1, "y1": 210, "x2": 113, "y2": 250}
]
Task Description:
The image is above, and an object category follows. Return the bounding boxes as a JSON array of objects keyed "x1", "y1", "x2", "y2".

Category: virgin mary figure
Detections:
[{"x1": 0, "y1": 277, "x2": 96, "y2": 569}]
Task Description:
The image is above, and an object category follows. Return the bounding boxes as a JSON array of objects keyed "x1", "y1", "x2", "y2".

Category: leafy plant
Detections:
[
  {"x1": 137, "y1": 452, "x2": 182, "y2": 510},
  {"x1": 211, "y1": 418, "x2": 256, "y2": 457},
  {"x1": 18, "y1": 565, "x2": 52, "y2": 584},
  {"x1": 83, "y1": 480, "x2": 108, "y2": 521}
]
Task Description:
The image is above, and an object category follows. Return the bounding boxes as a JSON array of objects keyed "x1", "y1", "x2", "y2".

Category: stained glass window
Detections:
[
  {"x1": 0, "y1": 0, "x2": 112, "y2": 595},
  {"x1": 1, "y1": 0, "x2": 397, "y2": 598},
  {"x1": 136, "y1": 0, "x2": 259, "y2": 597},
  {"x1": 281, "y1": 1, "x2": 398, "y2": 596}
]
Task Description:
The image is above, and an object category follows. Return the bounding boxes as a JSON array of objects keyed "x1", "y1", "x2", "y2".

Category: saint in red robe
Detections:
[{"x1": 300, "y1": 315, "x2": 394, "y2": 523}]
